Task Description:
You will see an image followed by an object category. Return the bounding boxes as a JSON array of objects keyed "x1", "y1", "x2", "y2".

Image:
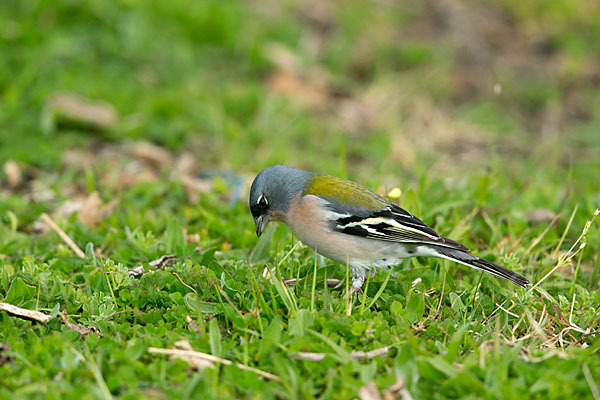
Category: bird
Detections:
[{"x1": 249, "y1": 164, "x2": 530, "y2": 298}]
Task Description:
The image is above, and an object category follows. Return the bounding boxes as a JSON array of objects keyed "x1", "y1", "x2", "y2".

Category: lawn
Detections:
[{"x1": 1, "y1": 0, "x2": 600, "y2": 399}]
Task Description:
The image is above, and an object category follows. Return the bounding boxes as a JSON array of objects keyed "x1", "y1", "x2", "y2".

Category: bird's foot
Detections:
[
  {"x1": 343, "y1": 286, "x2": 363, "y2": 300},
  {"x1": 344, "y1": 286, "x2": 364, "y2": 316}
]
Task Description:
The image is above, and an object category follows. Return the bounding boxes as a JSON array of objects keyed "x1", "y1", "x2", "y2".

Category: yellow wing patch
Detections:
[{"x1": 303, "y1": 174, "x2": 387, "y2": 210}]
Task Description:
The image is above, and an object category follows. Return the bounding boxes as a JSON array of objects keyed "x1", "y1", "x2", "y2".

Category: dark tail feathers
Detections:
[{"x1": 432, "y1": 246, "x2": 530, "y2": 288}]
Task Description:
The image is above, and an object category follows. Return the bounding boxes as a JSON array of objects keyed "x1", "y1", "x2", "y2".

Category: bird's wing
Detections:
[
  {"x1": 304, "y1": 175, "x2": 468, "y2": 251},
  {"x1": 332, "y1": 203, "x2": 469, "y2": 251}
]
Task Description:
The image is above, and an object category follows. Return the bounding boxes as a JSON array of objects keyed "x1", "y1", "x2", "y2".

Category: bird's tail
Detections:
[{"x1": 426, "y1": 245, "x2": 530, "y2": 288}]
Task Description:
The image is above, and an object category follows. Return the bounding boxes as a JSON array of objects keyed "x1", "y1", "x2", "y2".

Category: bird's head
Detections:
[{"x1": 249, "y1": 164, "x2": 311, "y2": 237}]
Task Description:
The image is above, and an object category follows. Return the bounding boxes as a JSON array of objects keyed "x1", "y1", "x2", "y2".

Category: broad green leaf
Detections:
[
  {"x1": 288, "y1": 309, "x2": 314, "y2": 337},
  {"x1": 421, "y1": 356, "x2": 457, "y2": 378},
  {"x1": 4, "y1": 277, "x2": 36, "y2": 305},
  {"x1": 164, "y1": 218, "x2": 185, "y2": 257},
  {"x1": 184, "y1": 293, "x2": 218, "y2": 314},
  {"x1": 258, "y1": 315, "x2": 281, "y2": 360},
  {"x1": 209, "y1": 318, "x2": 222, "y2": 357}
]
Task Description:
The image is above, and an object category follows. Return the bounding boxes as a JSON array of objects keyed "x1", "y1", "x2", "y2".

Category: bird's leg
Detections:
[
  {"x1": 342, "y1": 285, "x2": 363, "y2": 300},
  {"x1": 345, "y1": 285, "x2": 366, "y2": 316},
  {"x1": 343, "y1": 269, "x2": 366, "y2": 317}
]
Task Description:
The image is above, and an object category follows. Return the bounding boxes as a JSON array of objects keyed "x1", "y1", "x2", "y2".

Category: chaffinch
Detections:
[{"x1": 249, "y1": 164, "x2": 530, "y2": 295}]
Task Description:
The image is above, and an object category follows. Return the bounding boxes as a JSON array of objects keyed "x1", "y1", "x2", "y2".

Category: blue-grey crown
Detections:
[{"x1": 249, "y1": 164, "x2": 312, "y2": 213}]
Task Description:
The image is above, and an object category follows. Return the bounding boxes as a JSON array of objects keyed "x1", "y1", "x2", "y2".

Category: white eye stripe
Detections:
[{"x1": 257, "y1": 194, "x2": 268, "y2": 206}]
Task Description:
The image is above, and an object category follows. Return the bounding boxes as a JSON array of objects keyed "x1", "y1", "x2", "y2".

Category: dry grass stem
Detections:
[
  {"x1": 40, "y1": 213, "x2": 86, "y2": 258},
  {"x1": 531, "y1": 208, "x2": 599, "y2": 291},
  {"x1": 61, "y1": 310, "x2": 103, "y2": 337},
  {"x1": 291, "y1": 346, "x2": 389, "y2": 361},
  {"x1": 148, "y1": 347, "x2": 281, "y2": 382},
  {"x1": 0, "y1": 302, "x2": 53, "y2": 324},
  {"x1": 186, "y1": 316, "x2": 202, "y2": 335},
  {"x1": 359, "y1": 380, "x2": 381, "y2": 400},
  {"x1": 173, "y1": 272, "x2": 197, "y2": 294}
]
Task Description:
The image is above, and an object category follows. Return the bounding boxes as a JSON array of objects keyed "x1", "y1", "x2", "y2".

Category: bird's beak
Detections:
[{"x1": 254, "y1": 214, "x2": 269, "y2": 237}]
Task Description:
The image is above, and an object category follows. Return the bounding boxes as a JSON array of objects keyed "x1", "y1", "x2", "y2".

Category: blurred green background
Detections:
[{"x1": 2, "y1": 0, "x2": 599, "y2": 184}]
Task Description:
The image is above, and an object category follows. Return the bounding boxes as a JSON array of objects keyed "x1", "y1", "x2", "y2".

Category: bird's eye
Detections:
[{"x1": 257, "y1": 195, "x2": 268, "y2": 208}]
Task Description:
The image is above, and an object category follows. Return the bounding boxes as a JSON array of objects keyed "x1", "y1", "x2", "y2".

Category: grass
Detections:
[{"x1": 1, "y1": 0, "x2": 600, "y2": 399}]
